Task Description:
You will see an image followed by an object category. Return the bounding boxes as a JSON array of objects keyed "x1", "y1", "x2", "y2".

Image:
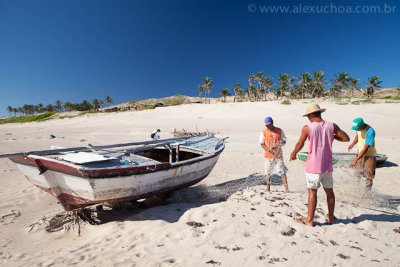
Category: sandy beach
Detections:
[{"x1": 0, "y1": 100, "x2": 399, "y2": 266}]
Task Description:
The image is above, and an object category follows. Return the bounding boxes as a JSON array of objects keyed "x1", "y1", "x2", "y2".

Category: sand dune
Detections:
[{"x1": 0, "y1": 100, "x2": 399, "y2": 266}]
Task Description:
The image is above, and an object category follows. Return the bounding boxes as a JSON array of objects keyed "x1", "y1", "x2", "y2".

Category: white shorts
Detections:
[
  {"x1": 306, "y1": 172, "x2": 333, "y2": 189},
  {"x1": 264, "y1": 158, "x2": 287, "y2": 176}
]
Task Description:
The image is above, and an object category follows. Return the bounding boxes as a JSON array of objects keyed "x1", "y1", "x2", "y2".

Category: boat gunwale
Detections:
[{"x1": 10, "y1": 142, "x2": 225, "y2": 179}]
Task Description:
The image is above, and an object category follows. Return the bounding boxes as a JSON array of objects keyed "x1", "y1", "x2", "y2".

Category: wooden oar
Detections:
[
  {"x1": 0, "y1": 137, "x2": 192, "y2": 158},
  {"x1": 88, "y1": 136, "x2": 192, "y2": 150},
  {"x1": 0, "y1": 147, "x2": 91, "y2": 158}
]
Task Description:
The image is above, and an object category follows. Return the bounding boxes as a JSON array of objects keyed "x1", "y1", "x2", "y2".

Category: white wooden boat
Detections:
[{"x1": 0, "y1": 136, "x2": 226, "y2": 210}]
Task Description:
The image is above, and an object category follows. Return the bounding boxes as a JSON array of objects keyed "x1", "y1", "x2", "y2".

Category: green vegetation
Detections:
[
  {"x1": 389, "y1": 95, "x2": 400, "y2": 100},
  {"x1": 280, "y1": 100, "x2": 291, "y2": 105},
  {"x1": 164, "y1": 95, "x2": 187, "y2": 106},
  {"x1": 6, "y1": 96, "x2": 113, "y2": 117},
  {"x1": 0, "y1": 112, "x2": 56, "y2": 124},
  {"x1": 78, "y1": 110, "x2": 102, "y2": 116},
  {"x1": 351, "y1": 99, "x2": 375, "y2": 105}
]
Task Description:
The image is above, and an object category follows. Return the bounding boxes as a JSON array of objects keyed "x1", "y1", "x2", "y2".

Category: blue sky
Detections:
[{"x1": 1, "y1": 0, "x2": 399, "y2": 116}]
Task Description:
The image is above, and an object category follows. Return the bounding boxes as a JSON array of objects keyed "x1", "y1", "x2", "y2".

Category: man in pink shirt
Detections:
[{"x1": 290, "y1": 104, "x2": 350, "y2": 226}]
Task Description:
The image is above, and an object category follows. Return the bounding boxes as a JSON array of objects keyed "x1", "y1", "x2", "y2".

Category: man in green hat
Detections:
[{"x1": 348, "y1": 118, "x2": 377, "y2": 189}]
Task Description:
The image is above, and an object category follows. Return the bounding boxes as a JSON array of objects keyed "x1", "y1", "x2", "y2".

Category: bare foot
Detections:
[
  {"x1": 325, "y1": 214, "x2": 337, "y2": 225},
  {"x1": 284, "y1": 186, "x2": 289, "y2": 193},
  {"x1": 295, "y1": 217, "x2": 314, "y2": 227}
]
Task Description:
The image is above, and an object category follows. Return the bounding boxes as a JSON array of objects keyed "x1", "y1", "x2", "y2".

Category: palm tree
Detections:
[
  {"x1": 312, "y1": 71, "x2": 326, "y2": 98},
  {"x1": 255, "y1": 72, "x2": 264, "y2": 101},
  {"x1": 276, "y1": 73, "x2": 290, "y2": 99},
  {"x1": 92, "y1": 99, "x2": 101, "y2": 111},
  {"x1": 105, "y1": 96, "x2": 113, "y2": 106},
  {"x1": 220, "y1": 88, "x2": 230, "y2": 102},
  {"x1": 348, "y1": 78, "x2": 360, "y2": 98},
  {"x1": 366, "y1": 76, "x2": 382, "y2": 99},
  {"x1": 262, "y1": 76, "x2": 273, "y2": 101},
  {"x1": 81, "y1": 100, "x2": 91, "y2": 111},
  {"x1": 22, "y1": 104, "x2": 29, "y2": 116},
  {"x1": 12, "y1": 108, "x2": 18, "y2": 117},
  {"x1": 290, "y1": 83, "x2": 301, "y2": 99},
  {"x1": 198, "y1": 84, "x2": 205, "y2": 103},
  {"x1": 248, "y1": 73, "x2": 256, "y2": 87},
  {"x1": 45, "y1": 104, "x2": 54, "y2": 112},
  {"x1": 331, "y1": 72, "x2": 350, "y2": 98},
  {"x1": 37, "y1": 103, "x2": 44, "y2": 113},
  {"x1": 257, "y1": 87, "x2": 265, "y2": 101},
  {"x1": 7, "y1": 106, "x2": 13, "y2": 117},
  {"x1": 202, "y1": 76, "x2": 213, "y2": 104},
  {"x1": 55, "y1": 100, "x2": 62, "y2": 112},
  {"x1": 32, "y1": 104, "x2": 39, "y2": 114},
  {"x1": 233, "y1": 83, "x2": 242, "y2": 102},
  {"x1": 64, "y1": 101, "x2": 74, "y2": 112},
  {"x1": 299, "y1": 72, "x2": 312, "y2": 99},
  {"x1": 248, "y1": 85, "x2": 257, "y2": 101},
  {"x1": 248, "y1": 73, "x2": 255, "y2": 100}
]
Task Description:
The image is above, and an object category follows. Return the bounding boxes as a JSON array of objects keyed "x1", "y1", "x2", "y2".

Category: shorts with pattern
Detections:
[
  {"x1": 264, "y1": 158, "x2": 288, "y2": 176},
  {"x1": 306, "y1": 172, "x2": 333, "y2": 189}
]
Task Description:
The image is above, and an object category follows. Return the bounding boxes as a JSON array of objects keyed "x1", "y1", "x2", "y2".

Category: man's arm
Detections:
[
  {"x1": 290, "y1": 126, "x2": 308, "y2": 160},
  {"x1": 333, "y1": 123, "x2": 350, "y2": 142},
  {"x1": 348, "y1": 134, "x2": 358, "y2": 151},
  {"x1": 261, "y1": 144, "x2": 270, "y2": 152},
  {"x1": 280, "y1": 130, "x2": 287, "y2": 146},
  {"x1": 351, "y1": 144, "x2": 370, "y2": 166},
  {"x1": 351, "y1": 127, "x2": 375, "y2": 166},
  {"x1": 259, "y1": 132, "x2": 270, "y2": 152}
]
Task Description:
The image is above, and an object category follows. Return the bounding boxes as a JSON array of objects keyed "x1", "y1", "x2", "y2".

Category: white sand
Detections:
[{"x1": 0, "y1": 100, "x2": 399, "y2": 266}]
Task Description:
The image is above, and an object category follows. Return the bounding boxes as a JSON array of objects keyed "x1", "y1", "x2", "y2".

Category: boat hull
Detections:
[{"x1": 14, "y1": 153, "x2": 221, "y2": 210}]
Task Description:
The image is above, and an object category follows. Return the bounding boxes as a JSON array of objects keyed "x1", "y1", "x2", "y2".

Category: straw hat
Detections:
[{"x1": 303, "y1": 104, "x2": 326, "y2": 116}]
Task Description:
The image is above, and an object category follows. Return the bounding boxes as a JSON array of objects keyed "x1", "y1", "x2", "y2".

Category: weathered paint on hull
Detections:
[{"x1": 15, "y1": 154, "x2": 220, "y2": 210}]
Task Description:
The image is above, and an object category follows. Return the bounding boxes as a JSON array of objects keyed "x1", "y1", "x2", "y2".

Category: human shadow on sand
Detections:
[
  {"x1": 330, "y1": 213, "x2": 400, "y2": 225},
  {"x1": 94, "y1": 173, "x2": 266, "y2": 223}
]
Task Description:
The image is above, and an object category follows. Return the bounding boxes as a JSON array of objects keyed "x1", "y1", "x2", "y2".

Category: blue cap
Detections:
[{"x1": 264, "y1": 116, "x2": 273, "y2": 125}]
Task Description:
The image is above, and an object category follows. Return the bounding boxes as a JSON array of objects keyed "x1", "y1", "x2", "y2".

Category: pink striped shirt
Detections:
[{"x1": 306, "y1": 121, "x2": 334, "y2": 173}]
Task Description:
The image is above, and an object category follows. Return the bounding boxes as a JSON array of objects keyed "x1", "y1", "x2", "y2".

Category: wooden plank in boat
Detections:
[{"x1": 57, "y1": 152, "x2": 117, "y2": 164}]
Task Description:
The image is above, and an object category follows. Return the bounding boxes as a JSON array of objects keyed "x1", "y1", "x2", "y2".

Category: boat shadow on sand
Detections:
[
  {"x1": 377, "y1": 160, "x2": 398, "y2": 168},
  {"x1": 93, "y1": 173, "x2": 269, "y2": 224}
]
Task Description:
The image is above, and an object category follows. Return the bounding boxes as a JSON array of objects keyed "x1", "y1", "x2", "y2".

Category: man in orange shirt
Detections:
[{"x1": 259, "y1": 116, "x2": 289, "y2": 192}]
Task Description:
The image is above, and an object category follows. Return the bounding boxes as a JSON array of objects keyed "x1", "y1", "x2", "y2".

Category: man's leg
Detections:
[
  {"x1": 281, "y1": 175, "x2": 289, "y2": 192},
  {"x1": 304, "y1": 188, "x2": 317, "y2": 225},
  {"x1": 323, "y1": 187, "x2": 335, "y2": 223},
  {"x1": 264, "y1": 159, "x2": 273, "y2": 192},
  {"x1": 276, "y1": 158, "x2": 289, "y2": 192},
  {"x1": 364, "y1": 156, "x2": 376, "y2": 190},
  {"x1": 266, "y1": 175, "x2": 271, "y2": 192}
]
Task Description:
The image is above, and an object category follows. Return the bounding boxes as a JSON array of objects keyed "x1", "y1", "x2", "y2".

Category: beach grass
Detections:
[
  {"x1": 280, "y1": 100, "x2": 291, "y2": 105},
  {"x1": 389, "y1": 95, "x2": 400, "y2": 100},
  {"x1": 163, "y1": 95, "x2": 187, "y2": 106},
  {"x1": 0, "y1": 112, "x2": 56, "y2": 124}
]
